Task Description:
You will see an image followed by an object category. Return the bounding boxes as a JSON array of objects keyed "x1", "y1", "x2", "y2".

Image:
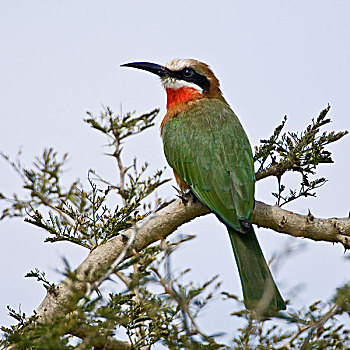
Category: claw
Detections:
[
  {"x1": 172, "y1": 185, "x2": 182, "y2": 195},
  {"x1": 176, "y1": 193, "x2": 189, "y2": 203},
  {"x1": 239, "y1": 219, "x2": 251, "y2": 234},
  {"x1": 188, "y1": 190, "x2": 198, "y2": 203},
  {"x1": 173, "y1": 186, "x2": 198, "y2": 205}
]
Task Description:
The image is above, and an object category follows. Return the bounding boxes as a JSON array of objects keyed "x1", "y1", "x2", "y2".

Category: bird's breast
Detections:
[{"x1": 161, "y1": 87, "x2": 202, "y2": 134}]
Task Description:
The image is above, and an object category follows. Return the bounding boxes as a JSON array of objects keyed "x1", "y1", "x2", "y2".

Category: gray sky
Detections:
[{"x1": 1, "y1": 0, "x2": 350, "y2": 343}]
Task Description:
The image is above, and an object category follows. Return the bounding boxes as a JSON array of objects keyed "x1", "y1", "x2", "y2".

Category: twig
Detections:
[
  {"x1": 111, "y1": 137, "x2": 129, "y2": 206},
  {"x1": 162, "y1": 240, "x2": 190, "y2": 334},
  {"x1": 150, "y1": 267, "x2": 213, "y2": 343},
  {"x1": 256, "y1": 160, "x2": 296, "y2": 181},
  {"x1": 44, "y1": 200, "x2": 76, "y2": 228},
  {"x1": 84, "y1": 221, "x2": 138, "y2": 298},
  {"x1": 275, "y1": 305, "x2": 341, "y2": 349}
]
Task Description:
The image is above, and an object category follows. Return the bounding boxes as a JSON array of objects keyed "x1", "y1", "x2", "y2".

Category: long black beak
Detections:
[{"x1": 121, "y1": 62, "x2": 169, "y2": 78}]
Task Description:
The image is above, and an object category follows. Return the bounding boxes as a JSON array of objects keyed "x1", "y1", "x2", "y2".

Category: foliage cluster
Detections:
[
  {"x1": 254, "y1": 106, "x2": 348, "y2": 206},
  {"x1": 1, "y1": 106, "x2": 349, "y2": 349}
]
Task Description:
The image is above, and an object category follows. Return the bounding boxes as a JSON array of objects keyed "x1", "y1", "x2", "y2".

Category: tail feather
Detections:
[{"x1": 228, "y1": 226, "x2": 286, "y2": 314}]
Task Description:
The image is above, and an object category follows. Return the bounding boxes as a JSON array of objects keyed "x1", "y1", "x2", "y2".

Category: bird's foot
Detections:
[
  {"x1": 239, "y1": 219, "x2": 251, "y2": 234},
  {"x1": 172, "y1": 186, "x2": 198, "y2": 205}
]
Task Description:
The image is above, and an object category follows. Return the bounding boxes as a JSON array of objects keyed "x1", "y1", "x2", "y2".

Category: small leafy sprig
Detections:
[
  {"x1": 0, "y1": 148, "x2": 80, "y2": 220},
  {"x1": 25, "y1": 268, "x2": 58, "y2": 297},
  {"x1": 0, "y1": 107, "x2": 169, "y2": 249},
  {"x1": 223, "y1": 287, "x2": 350, "y2": 349},
  {"x1": 254, "y1": 106, "x2": 348, "y2": 206}
]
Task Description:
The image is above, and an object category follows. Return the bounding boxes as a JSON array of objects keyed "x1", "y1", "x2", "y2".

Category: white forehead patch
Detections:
[
  {"x1": 162, "y1": 58, "x2": 202, "y2": 91},
  {"x1": 165, "y1": 58, "x2": 194, "y2": 71}
]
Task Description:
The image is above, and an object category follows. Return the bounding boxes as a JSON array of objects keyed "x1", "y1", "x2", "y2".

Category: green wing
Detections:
[{"x1": 162, "y1": 98, "x2": 255, "y2": 231}]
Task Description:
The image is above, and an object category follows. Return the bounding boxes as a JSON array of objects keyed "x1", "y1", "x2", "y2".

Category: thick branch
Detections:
[
  {"x1": 252, "y1": 201, "x2": 350, "y2": 248},
  {"x1": 35, "y1": 198, "x2": 350, "y2": 325}
]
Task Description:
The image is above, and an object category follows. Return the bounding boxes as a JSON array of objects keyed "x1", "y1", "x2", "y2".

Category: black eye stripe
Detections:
[{"x1": 172, "y1": 68, "x2": 210, "y2": 92}]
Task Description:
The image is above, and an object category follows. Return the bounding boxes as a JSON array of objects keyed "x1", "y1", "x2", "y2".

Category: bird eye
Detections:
[{"x1": 183, "y1": 68, "x2": 194, "y2": 78}]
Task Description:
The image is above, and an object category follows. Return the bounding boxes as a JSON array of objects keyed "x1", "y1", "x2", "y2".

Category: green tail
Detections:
[{"x1": 228, "y1": 226, "x2": 286, "y2": 314}]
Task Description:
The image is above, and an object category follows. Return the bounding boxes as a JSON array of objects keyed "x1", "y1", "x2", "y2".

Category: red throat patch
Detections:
[{"x1": 166, "y1": 87, "x2": 202, "y2": 110}]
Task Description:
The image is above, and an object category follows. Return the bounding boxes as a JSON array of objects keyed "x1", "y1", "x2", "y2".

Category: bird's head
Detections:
[{"x1": 121, "y1": 59, "x2": 223, "y2": 109}]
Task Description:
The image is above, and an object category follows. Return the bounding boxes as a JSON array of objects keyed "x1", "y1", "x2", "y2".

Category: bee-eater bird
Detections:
[{"x1": 121, "y1": 59, "x2": 286, "y2": 313}]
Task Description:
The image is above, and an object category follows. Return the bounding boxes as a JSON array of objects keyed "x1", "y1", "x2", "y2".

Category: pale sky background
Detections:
[{"x1": 1, "y1": 0, "x2": 350, "y2": 345}]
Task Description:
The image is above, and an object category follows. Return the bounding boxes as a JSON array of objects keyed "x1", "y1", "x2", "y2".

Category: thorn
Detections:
[
  {"x1": 307, "y1": 209, "x2": 314, "y2": 223},
  {"x1": 176, "y1": 193, "x2": 189, "y2": 204},
  {"x1": 333, "y1": 221, "x2": 344, "y2": 235},
  {"x1": 121, "y1": 233, "x2": 128, "y2": 243},
  {"x1": 104, "y1": 152, "x2": 115, "y2": 157},
  {"x1": 279, "y1": 216, "x2": 287, "y2": 227},
  {"x1": 160, "y1": 238, "x2": 168, "y2": 250}
]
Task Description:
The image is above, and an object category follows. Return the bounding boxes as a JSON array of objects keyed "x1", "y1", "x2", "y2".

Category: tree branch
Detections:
[
  {"x1": 255, "y1": 160, "x2": 295, "y2": 181},
  {"x1": 35, "y1": 198, "x2": 350, "y2": 325},
  {"x1": 253, "y1": 201, "x2": 350, "y2": 248},
  {"x1": 71, "y1": 324, "x2": 131, "y2": 350},
  {"x1": 35, "y1": 199, "x2": 208, "y2": 323}
]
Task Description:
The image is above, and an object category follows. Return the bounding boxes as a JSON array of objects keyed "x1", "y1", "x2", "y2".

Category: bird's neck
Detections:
[
  {"x1": 166, "y1": 87, "x2": 202, "y2": 110},
  {"x1": 161, "y1": 86, "x2": 225, "y2": 135}
]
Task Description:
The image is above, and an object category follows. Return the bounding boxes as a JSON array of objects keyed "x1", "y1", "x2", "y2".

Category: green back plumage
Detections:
[{"x1": 162, "y1": 98, "x2": 286, "y2": 313}]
